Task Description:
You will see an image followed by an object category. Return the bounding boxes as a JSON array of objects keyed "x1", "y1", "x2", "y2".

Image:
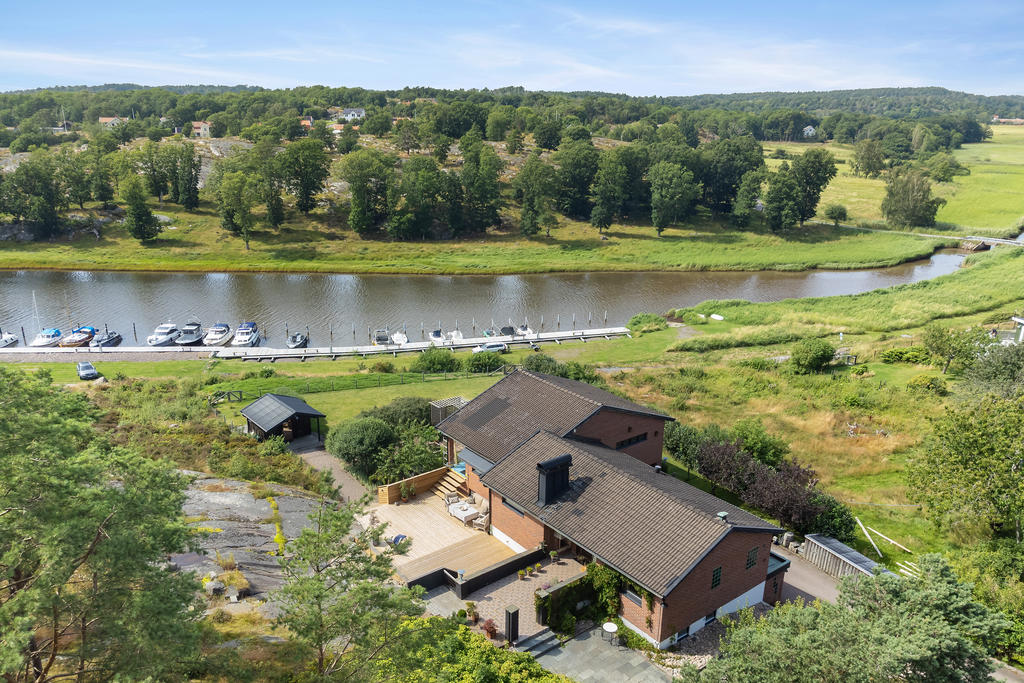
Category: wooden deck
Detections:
[{"x1": 363, "y1": 494, "x2": 514, "y2": 581}]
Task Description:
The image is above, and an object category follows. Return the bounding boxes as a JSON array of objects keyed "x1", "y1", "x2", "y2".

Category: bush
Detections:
[
  {"x1": 906, "y1": 374, "x2": 949, "y2": 396},
  {"x1": 627, "y1": 313, "x2": 668, "y2": 334},
  {"x1": 522, "y1": 353, "x2": 560, "y2": 375},
  {"x1": 738, "y1": 357, "x2": 778, "y2": 372},
  {"x1": 356, "y1": 396, "x2": 431, "y2": 426},
  {"x1": 325, "y1": 417, "x2": 398, "y2": 478},
  {"x1": 664, "y1": 421, "x2": 704, "y2": 471},
  {"x1": 730, "y1": 418, "x2": 789, "y2": 467},
  {"x1": 879, "y1": 345, "x2": 930, "y2": 364},
  {"x1": 809, "y1": 492, "x2": 857, "y2": 543},
  {"x1": 791, "y1": 338, "x2": 836, "y2": 374},
  {"x1": 464, "y1": 351, "x2": 504, "y2": 373},
  {"x1": 409, "y1": 347, "x2": 460, "y2": 373},
  {"x1": 824, "y1": 203, "x2": 848, "y2": 226},
  {"x1": 370, "y1": 360, "x2": 396, "y2": 373}
]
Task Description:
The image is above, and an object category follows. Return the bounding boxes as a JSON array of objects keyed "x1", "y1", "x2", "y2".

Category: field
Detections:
[{"x1": 765, "y1": 125, "x2": 1024, "y2": 236}]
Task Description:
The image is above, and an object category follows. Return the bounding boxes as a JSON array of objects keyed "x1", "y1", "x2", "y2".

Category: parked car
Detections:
[
  {"x1": 76, "y1": 361, "x2": 100, "y2": 380},
  {"x1": 472, "y1": 341, "x2": 508, "y2": 354}
]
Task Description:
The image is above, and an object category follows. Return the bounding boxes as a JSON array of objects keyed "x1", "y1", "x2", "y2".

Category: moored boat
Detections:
[
  {"x1": 59, "y1": 326, "x2": 98, "y2": 347},
  {"x1": 203, "y1": 323, "x2": 233, "y2": 346},
  {"x1": 0, "y1": 329, "x2": 18, "y2": 348},
  {"x1": 499, "y1": 325, "x2": 515, "y2": 337},
  {"x1": 373, "y1": 329, "x2": 391, "y2": 345},
  {"x1": 90, "y1": 330, "x2": 122, "y2": 348},
  {"x1": 429, "y1": 329, "x2": 445, "y2": 344},
  {"x1": 518, "y1": 324, "x2": 534, "y2": 336},
  {"x1": 29, "y1": 328, "x2": 62, "y2": 347},
  {"x1": 286, "y1": 332, "x2": 308, "y2": 349},
  {"x1": 390, "y1": 330, "x2": 408, "y2": 345},
  {"x1": 231, "y1": 322, "x2": 260, "y2": 347},
  {"x1": 176, "y1": 320, "x2": 205, "y2": 345},
  {"x1": 146, "y1": 322, "x2": 181, "y2": 346},
  {"x1": 448, "y1": 329, "x2": 464, "y2": 343}
]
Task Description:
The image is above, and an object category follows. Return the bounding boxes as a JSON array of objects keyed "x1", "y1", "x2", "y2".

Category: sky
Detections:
[{"x1": 1, "y1": 0, "x2": 1022, "y2": 96}]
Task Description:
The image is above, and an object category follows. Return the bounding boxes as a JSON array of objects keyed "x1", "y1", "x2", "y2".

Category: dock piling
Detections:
[
  {"x1": 132, "y1": 322, "x2": 137, "y2": 342},
  {"x1": 20, "y1": 326, "x2": 26, "y2": 344}
]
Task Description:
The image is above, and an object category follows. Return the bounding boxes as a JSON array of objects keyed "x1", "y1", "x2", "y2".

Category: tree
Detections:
[
  {"x1": 8, "y1": 150, "x2": 65, "y2": 237},
  {"x1": 700, "y1": 135, "x2": 765, "y2": 213},
  {"x1": 922, "y1": 323, "x2": 988, "y2": 374},
  {"x1": 325, "y1": 417, "x2": 398, "y2": 478},
  {"x1": 730, "y1": 417, "x2": 789, "y2": 467},
  {"x1": 121, "y1": 175, "x2": 161, "y2": 241},
  {"x1": 409, "y1": 346, "x2": 461, "y2": 373},
  {"x1": 0, "y1": 368, "x2": 202, "y2": 683},
  {"x1": 648, "y1": 161, "x2": 700, "y2": 235},
  {"x1": 532, "y1": 117, "x2": 562, "y2": 150},
  {"x1": 336, "y1": 123, "x2": 359, "y2": 154},
  {"x1": 356, "y1": 396, "x2": 431, "y2": 426},
  {"x1": 362, "y1": 111, "x2": 393, "y2": 136},
  {"x1": 392, "y1": 118, "x2": 421, "y2": 154},
  {"x1": 824, "y1": 203, "x2": 847, "y2": 226},
  {"x1": 217, "y1": 171, "x2": 257, "y2": 248},
  {"x1": 174, "y1": 142, "x2": 201, "y2": 210},
  {"x1": 137, "y1": 140, "x2": 171, "y2": 201},
  {"x1": 966, "y1": 343, "x2": 1024, "y2": 398},
  {"x1": 371, "y1": 422, "x2": 445, "y2": 485},
  {"x1": 308, "y1": 120, "x2": 336, "y2": 151},
  {"x1": 909, "y1": 396, "x2": 1024, "y2": 542},
  {"x1": 274, "y1": 498, "x2": 423, "y2": 680},
  {"x1": 464, "y1": 350, "x2": 504, "y2": 373},
  {"x1": 505, "y1": 128, "x2": 524, "y2": 155},
  {"x1": 852, "y1": 138, "x2": 886, "y2": 177},
  {"x1": 55, "y1": 148, "x2": 90, "y2": 209},
  {"x1": 431, "y1": 134, "x2": 452, "y2": 164},
  {"x1": 90, "y1": 154, "x2": 115, "y2": 207},
  {"x1": 731, "y1": 169, "x2": 764, "y2": 227},
  {"x1": 789, "y1": 149, "x2": 837, "y2": 224},
  {"x1": 388, "y1": 155, "x2": 440, "y2": 240},
  {"x1": 589, "y1": 151, "x2": 628, "y2": 232},
  {"x1": 762, "y1": 168, "x2": 802, "y2": 232},
  {"x1": 696, "y1": 556, "x2": 1003, "y2": 683},
  {"x1": 339, "y1": 148, "x2": 396, "y2": 234},
  {"x1": 278, "y1": 138, "x2": 330, "y2": 214},
  {"x1": 514, "y1": 152, "x2": 557, "y2": 236},
  {"x1": 881, "y1": 168, "x2": 947, "y2": 227},
  {"x1": 485, "y1": 108, "x2": 511, "y2": 141},
  {"x1": 460, "y1": 133, "x2": 503, "y2": 231},
  {"x1": 790, "y1": 338, "x2": 835, "y2": 374},
  {"x1": 553, "y1": 139, "x2": 599, "y2": 219}
]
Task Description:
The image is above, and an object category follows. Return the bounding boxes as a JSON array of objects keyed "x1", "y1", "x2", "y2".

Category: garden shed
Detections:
[{"x1": 240, "y1": 393, "x2": 325, "y2": 442}]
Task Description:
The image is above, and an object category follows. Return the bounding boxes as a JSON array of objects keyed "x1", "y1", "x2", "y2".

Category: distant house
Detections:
[
  {"x1": 802, "y1": 125, "x2": 816, "y2": 138},
  {"x1": 437, "y1": 370, "x2": 789, "y2": 649},
  {"x1": 190, "y1": 121, "x2": 211, "y2": 138},
  {"x1": 239, "y1": 393, "x2": 325, "y2": 442},
  {"x1": 333, "y1": 107, "x2": 365, "y2": 122},
  {"x1": 992, "y1": 115, "x2": 1024, "y2": 125},
  {"x1": 299, "y1": 115, "x2": 314, "y2": 130},
  {"x1": 330, "y1": 123, "x2": 359, "y2": 134},
  {"x1": 98, "y1": 116, "x2": 127, "y2": 128}
]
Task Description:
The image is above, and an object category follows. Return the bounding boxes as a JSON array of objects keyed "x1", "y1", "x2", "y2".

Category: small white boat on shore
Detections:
[
  {"x1": 203, "y1": 323, "x2": 233, "y2": 346},
  {"x1": 448, "y1": 329, "x2": 464, "y2": 343},
  {"x1": 0, "y1": 330, "x2": 18, "y2": 348},
  {"x1": 231, "y1": 322, "x2": 260, "y2": 347},
  {"x1": 390, "y1": 330, "x2": 408, "y2": 345},
  {"x1": 428, "y1": 329, "x2": 445, "y2": 345},
  {"x1": 146, "y1": 322, "x2": 181, "y2": 346},
  {"x1": 30, "y1": 328, "x2": 62, "y2": 347},
  {"x1": 518, "y1": 324, "x2": 534, "y2": 336}
]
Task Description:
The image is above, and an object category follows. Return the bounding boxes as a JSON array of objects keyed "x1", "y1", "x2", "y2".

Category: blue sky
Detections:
[{"x1": 1, "y1": 0, "x2": 1022, "y2": 95}]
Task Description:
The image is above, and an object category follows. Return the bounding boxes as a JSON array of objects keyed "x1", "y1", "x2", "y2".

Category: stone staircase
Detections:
[
  {"x1": 430, "y1": 470, "x2": 469, "y2": 501},
  {"x1": 515, "y1": 627, "x2": 561, "y2": 658}
]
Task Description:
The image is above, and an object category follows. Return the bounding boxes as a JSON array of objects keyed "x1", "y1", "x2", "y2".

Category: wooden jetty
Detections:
[{"x1": 0, "y1": 327, "x2": 631, "y2": 360}]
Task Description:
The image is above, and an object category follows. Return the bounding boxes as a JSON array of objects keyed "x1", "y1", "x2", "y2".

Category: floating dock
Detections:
[{"x1": 0, "y1": 327, "x2": 631, "y2": 360}]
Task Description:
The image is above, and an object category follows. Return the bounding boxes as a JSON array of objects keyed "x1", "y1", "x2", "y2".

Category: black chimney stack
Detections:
[{"x1": 538, "y1": 454, "x2": 573, "y2": 506}]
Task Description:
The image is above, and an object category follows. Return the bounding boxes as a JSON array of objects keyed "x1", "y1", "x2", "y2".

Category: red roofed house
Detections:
[
  {"x1": 98, "y1": 116, "x2": 127, "y2": 127},
  {"x1": 436, "y1": 369, "x2": 789, "y2": 648},
  {"x1": 190, "y1": 121, "x2": 211, "y2": 138}
]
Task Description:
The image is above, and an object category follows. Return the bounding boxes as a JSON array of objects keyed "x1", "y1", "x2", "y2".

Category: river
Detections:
[{"x1": 0, "y1": 251, "x2": 965, "y2": 345}]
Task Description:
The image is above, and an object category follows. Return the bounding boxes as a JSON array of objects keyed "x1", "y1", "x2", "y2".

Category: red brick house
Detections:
[{"x1": 437, "y1": 370, "x2": 789, "y2": 648}]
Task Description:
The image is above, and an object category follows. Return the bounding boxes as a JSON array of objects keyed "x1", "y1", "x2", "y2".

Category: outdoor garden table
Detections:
[
  {"x1": 602, "y1": 621, "x2": 618, "y2": 643},
  {"x1": 449, "y1": 502, "x2": 480, "y2": 524}
]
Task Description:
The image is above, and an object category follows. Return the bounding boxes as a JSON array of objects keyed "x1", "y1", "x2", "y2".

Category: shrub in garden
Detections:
[
  {"x1": 791, "y1": 338, "x2": 836, "y2": 374},
  {"x1": 522, "y1": 353, "x2": 560, "y2": 374},
  {"x1": 356, "y1": 396, "x2": 431, "y2": 426},
  {"x1": 409, "y1": 346, "x2": 461, "y2": 373},
  {"x1": 325, "y1": 417, "x2": 397, "y2": 478},
  {"x1": 906, "y1": 374, "x2": 948, "y2": 396},
  {"x1": 463, "y1": 351, "x2": 504, "y2": 373}
]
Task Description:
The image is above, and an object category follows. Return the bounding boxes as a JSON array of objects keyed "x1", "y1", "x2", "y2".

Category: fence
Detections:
[
  {"x1": 405, "y1": 546, "x2": 548, "y2": 600},
  {"x1": 802, "y1": 534, "x2": 889, "y2": 578},
  {"x1": 376, "y1": 466, "x2": 450, "y2": 504}
]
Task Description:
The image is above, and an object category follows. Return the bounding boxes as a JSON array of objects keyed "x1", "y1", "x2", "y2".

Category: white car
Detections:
[{"x1": 472, "y1": 341, "x2": 508, "y2": 354}]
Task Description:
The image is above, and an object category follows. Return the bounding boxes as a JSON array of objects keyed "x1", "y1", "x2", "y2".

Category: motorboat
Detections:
[
  {"x1": 482, "y1": 328, "x2": 496, "y2": 337},
  {"x1": 29, "y1": 328, "x2": 62, "y2": 347},
  {"x1": 448, "y1": 329, "x2": 464, "y2": 343},
  {"x1": 286, "y1": 332, "x2": 308, "y2": 349},
  {"x1": 390, "y1": 330, "x2": 408, "y2": 345},
  {"x1": 0, "y1": 330, "x2": 18, "y2": 348},
  {"x1": 59, "y1": 326, "x2": 97, "y2": 347},
  {"x1": 429, "y1": 329, "x2": 445, "y2": 344},
  {"x1": 373, "y1": 329, "x2": 391, "y2": 345},
  {"x1": 499, "y1": 326, "x2": 515, "y2": 337},
  {"x1": 146, "y1": 322, "x2": 181, "y2": 346},
  {"x1": 518, "y1": 324, "x2": 534, "y2": 336},
  {"x1": 203, "y1": 323, "x2": 233, "y2": 346},
  {"x1": 176, "y1": 320, "x2": 205, "y2": 345},
  {"x1": 231, "y1": 322, "x2": 260, "y2": 347},
  {"x1": 90, "y1": 330, "x2": 122, "y2": 348}
]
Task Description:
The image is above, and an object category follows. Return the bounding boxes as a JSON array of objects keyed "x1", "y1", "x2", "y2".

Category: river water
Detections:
[{"x1": 0, "y1": 251, "x2": 965, "y2": 345}]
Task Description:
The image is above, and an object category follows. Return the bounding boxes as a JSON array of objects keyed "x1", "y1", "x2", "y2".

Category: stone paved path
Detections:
[
  {"x1": 295, "y1": 447, "x2": 368, "y2": 502},
  {"x1": 537, "y1": 628, "x2": 672, "y2": 682}
]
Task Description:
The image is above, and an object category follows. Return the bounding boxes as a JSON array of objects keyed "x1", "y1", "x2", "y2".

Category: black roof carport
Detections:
[{"x1": 239, "y1": 394, "x2": 325, "y2": 433}]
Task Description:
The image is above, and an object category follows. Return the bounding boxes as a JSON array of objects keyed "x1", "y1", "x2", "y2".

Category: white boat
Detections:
[
  {"x1": 30, "y1": 328, "x2": 62, "y2": 347},
  {"x1": 518, "y1": 324, "x2": 534, "y2": 336},
  {"x1": 390, "y1": 331, "x2": 408, "y2": 345},
  {"x1": 59, "y1": 326, "x2": 97, "y2": 347},
  {"x1": 203, "y1": 323, "x2": 233, "y2": 346},
  {"x1": 146, "y1": 322, "x2": 181, "y2": 346},
  {"x1": 373, "y1": 329, "x2": 391, "y2": 345},
  {"x1": 231, "y1": 322, "x2": 260, "y2": 347},
  {"x1": 0, "y1": 330, "x2": 19, "y2": 347},
  {"x1": 429, "y1": 329, "x2": 445, "y2": 345},
  {"x1": 176, "y1": 319, "x2": 205, "y2": 345},
  {"x1": 448, "y1": 329, "x2": 464, "y2": 343}
]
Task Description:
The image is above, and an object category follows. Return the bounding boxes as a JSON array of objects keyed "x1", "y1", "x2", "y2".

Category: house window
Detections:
[
  {"x1": 711, "y1": 566, "x2": 722, "y2": 589},
  {"x1": 616, "y1": 433, "x2": 648, "y2": 449},
  {"x1": 622, "y1": 587, "x2": 642, "y2": 606},
  {"x1": 671, "y1": 625, "x2": 690, "y2": 643},
  {"x1": 704, "y1": 611, "x2": 717, "y2": 626},
  {"x1": 746, "y1": 547, "x2": 758, "y2": 569},
  {"x1": 501, "y1": 499, "x2": 525, "y2": 517}
]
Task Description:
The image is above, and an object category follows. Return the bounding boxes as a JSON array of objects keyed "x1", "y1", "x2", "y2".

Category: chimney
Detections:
[
  {"x1": 537, "y1": 454, "x2": 573, "y2": 506},
  {"x1": 717, "y1": 511, "x2": 729, "y2": 524}
]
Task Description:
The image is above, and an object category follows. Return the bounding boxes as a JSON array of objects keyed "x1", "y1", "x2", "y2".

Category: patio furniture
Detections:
[
  {"x1": 443, "y1": 491, "x2": 460, "y2": 505},
  {"x1": 472, "y1": 513, "x2": 490, "y2": 531},
  {"x1": 449, "y1": 502, "x2": 480, "y2": 524},
  {"x1": 602, "y1": 621, "x2": 618, "y2": 643}
]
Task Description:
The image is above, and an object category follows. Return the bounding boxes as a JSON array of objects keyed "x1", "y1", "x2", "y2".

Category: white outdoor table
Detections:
[
  {"x1": 602, "y1": 621, "x2": 618, "y2": 643},
  {"x1": 449, "y1": 502, "x2": 480, "y2": 524}
]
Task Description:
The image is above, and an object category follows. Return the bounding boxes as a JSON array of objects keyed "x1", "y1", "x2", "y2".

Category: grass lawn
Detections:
[{"x1": 765, "y1": 126, "x2": 1024, "y2": 236}]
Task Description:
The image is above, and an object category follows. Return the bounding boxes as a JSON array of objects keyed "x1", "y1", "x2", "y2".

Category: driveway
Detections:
[
  {"x1": 774, "y1": 545, "x2": 839, "y2": 604},
  {"x1": 291, "y1": 439, "x2": 368, "y2": 503}
]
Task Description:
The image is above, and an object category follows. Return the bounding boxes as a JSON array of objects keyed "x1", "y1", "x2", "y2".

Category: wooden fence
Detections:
[{"x1": 376, "y1": 466, "x2": 450, "y2": 504}]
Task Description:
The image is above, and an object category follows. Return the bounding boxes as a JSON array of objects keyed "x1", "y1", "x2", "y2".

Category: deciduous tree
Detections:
[
  {"x1": 789, "y1": 148, "x2": 837, "y2": 224},
  {"x1": 121, "y1": 175, "x2": 160, "y2": 241},
  {"x1": 648, "y1": 160, "x2": 700, "y2": 235},
  {"x1": 514, "y1": 152, "x2": 557, "y2": 236},
  {"x1": 278, "y1": 138, "x2": 330, "y2": 214}
]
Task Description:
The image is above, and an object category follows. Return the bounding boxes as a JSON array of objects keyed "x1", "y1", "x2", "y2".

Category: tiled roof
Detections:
[
  {"x1": 437, "y1": 370, "x2": 669, "y2": 463},
  {"x1": 240, "y1": 393, "x2": 325, "y2": 433},
  {"x1": 480, "y1": 432, "x2": 780, "y2": 596}
]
